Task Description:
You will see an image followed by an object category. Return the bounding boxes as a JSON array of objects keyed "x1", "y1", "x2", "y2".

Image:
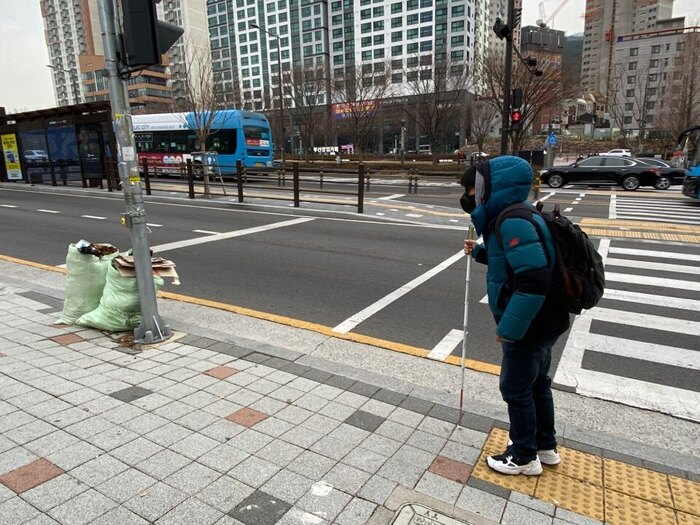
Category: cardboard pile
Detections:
[{"x1": 113, "y1": 254, "x2": 180, "y2": 285}]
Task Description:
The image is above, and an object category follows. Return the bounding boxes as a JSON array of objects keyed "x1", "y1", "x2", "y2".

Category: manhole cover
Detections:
[{"x1": 390, "y1": 503, "x2": 476, "y2": 525}]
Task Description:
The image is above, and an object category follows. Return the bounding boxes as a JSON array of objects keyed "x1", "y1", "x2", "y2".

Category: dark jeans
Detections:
[{"x1": 500, "y1": 335, "x2": 559, "y2": 461}]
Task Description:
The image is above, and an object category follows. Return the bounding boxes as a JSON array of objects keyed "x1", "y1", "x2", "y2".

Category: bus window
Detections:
[
  {"x1": 205, "y1": 130, "x2": 237, "y2": 154},
  {"x1": 687, "y1": 130, "x2": 700, "y2": 169},
  {"x1": 244, "y1": 126, "x2": 271, "y2": 147}
]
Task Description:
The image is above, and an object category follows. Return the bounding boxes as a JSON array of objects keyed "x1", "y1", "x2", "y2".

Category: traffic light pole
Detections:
[
  {"x1": 97, "y1": 0, "x2": 171, "y2": 344},
  {"x1": 499, "y1": 0, "x2": 515, "y2": 155}
]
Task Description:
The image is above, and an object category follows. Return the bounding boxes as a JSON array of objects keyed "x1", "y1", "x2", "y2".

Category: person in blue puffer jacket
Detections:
[{"x1": 461, "y1": 156, "x2": 570, "y2": 476}]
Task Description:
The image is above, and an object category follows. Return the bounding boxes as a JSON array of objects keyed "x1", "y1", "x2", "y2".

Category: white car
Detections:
[
  {"x1": 600, "y1": 149, "x2": 631, "y2": 157},
  {"x1": 24, "y1": 150, "x2": 49, "y2": 163}
]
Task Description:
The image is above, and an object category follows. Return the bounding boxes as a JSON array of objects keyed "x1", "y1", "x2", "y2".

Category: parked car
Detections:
[
  {"x1": 600, "y1": 148, "x2": 631, "y2": 157},
  {"x1": 633, "y1": 157, "x2": 686, "y2": 189},
  {"x1": 24, "y1": 149, "x2": 49, "y2": 163},
  {"x1": 540, "y1": 156, "x2": 666, "y2": 190}
]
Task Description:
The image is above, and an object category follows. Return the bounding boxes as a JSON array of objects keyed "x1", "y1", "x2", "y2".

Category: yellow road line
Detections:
[{"x1": 0, "y1": 255, "x2": 66, "y2": 273}]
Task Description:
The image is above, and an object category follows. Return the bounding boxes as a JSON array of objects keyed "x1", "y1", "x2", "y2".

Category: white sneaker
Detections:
[
  {"x1": 486, "y1": 448, "x2": 543, "y2": 476},
  {"x1": 538, "y1": 448, "x2": 561, "y2": 465}
]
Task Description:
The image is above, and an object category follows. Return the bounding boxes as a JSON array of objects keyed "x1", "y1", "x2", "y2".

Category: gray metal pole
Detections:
[
  {"x1": 500, "y1": 0, "x2": 515, "y2": 155},
  {"x1": 97, "y1": 0, "x2": 171, "y2": 344},
  {"x1": 277, "y1": 39, "x2": 286, "y2": 165}
]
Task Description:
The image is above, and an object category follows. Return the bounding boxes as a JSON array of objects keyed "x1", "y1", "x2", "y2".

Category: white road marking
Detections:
[
  {"x1": 602, "y1": 288, "x2": 698, "y2": 311},
  {"x1": 564, "y1": 207, "x2": 573, "y2": 212},
  {"x1": 604, "y1": 257, "x2": 699, "y2": 275},
  {"x1": 606, "y1": 271, "x2": 700, "y2": 292},
  {"x1": 590, "y1": 307, "x2": 699, "y2": 336},
  {"x1": 192, "y1": 229, "x2": 221, "y2": 235},
  {"x1": 538, "y1": 192, "x2": 556, "y2": 202},
  {"x1": 574, "y1": 369, "x2": 700, "y2": 422},
  {"x1": 147, "y1": 223, "x2": 163, "y2": 228},
  {"x1": 37, "y1": 209, "x2": 59, "y2": 214},
  {"x1": 80, "y1": 215, "x2": 106, "y2": 220},
  {"x1": 608, "y1": 246, "x2": 700, "y2": 262},
  {"x1": 405, "y1": 213, "x2": 423, "y2": 218},
  {"x1": 585, "y1": 333, "x2": 700, "y2": 370},
  {"x1": 427, "y1": 329, "x2": 464, "y2": 361},
  {"x1": 449, "y1": 219, "x2": 460, "y2": 223},
  {"x1": 333, "y1": 251, "x2": 465, "y2": 334},
  {"x1": 0, "y1": 204, "x2": 17, "y2": 208},
  {"x1": 597, "y1": 238, "x2": 610, "y2": 258},
  {"x1": 152, "y1": 217, "x2": 315, "y2": 253},
  {"x1": 608, "y1": 194, "x2": 617, "y2": 219},
  {"x1": 579, "y1": 192, "x2": 586, "y2": 197},
  {"x1": 378, "y1": 194, "x2": 405, "y2": 200},
  {"x1": 479, "y1": 294, "x2": 488, "y2": 304},
  {"x1": 375, "y1": 212, "x2": 386, "y2": 216}
]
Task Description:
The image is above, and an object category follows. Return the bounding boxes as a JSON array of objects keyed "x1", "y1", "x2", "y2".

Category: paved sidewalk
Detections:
[{"x1": 0, "y1": 283, "x2": 699, "y2": 525}]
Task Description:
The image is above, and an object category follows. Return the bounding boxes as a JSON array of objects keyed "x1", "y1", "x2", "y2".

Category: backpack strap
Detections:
[{"x1": 494, "y1": 203, "x2": 554, "y2": 268}]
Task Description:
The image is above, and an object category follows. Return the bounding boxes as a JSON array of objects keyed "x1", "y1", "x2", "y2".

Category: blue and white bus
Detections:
[
  {"x1": 133, "y1": 110, "x2": 274, "y2": 173},
  {"x1": 671, "y1": 125, "x2": 700, "y2": 199}
]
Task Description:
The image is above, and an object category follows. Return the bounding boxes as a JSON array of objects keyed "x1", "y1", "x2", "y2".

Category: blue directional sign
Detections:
[{"x1": 548, "y1": 133, "x2": 558, "y2": 146}]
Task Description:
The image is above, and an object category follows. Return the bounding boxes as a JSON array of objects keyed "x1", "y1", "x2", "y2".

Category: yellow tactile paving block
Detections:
[
  {"x1": 605, "y1": 489, "x2": 677, "y2": 525},
  {"x1": 580, "y1": 227, "x2": 700, "y2": 243},
  {"x1": 544, "y1": 447, "x2": 602, "y2": 486},
  {"x1": 670, "y1": 475, "x2": 700, "y2": 517},
  {"x1": 603, "y1": 458, "x2": 674, "y2": 508},
  {"x1": 678, "y1": 511, "x2": 700, "y2": 525},
  {"x1": 471, "y1": 446, "x2": 538, "y2": 496},
  {"x1": 580, "y1": 218, "x2": 700, "y2": 233},
  {"x1": 482, "y1": 427, "x2": 510, "y2": 455},
  {"x1": 535, "y1": 471, "x2": 604, "y2": 522}
]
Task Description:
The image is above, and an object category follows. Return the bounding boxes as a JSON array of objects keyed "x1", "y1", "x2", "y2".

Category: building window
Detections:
[
  {"x1": 391, "y1": 2, "x2": 402, "y2": 13},
  {"x1": 451, "y1": 5, "x2": 464, "y2": 16},
  {"x1": 624, "y1": 116, "x2": 632, "y2": 125},
  {"x1": 392, "y1": 44, "x2": 402, "y2": 56},
  {"x1": 407, "y1": 28, "x2": 418, "y2": 39},
  {"x1": 373, "y1": 6, "x2": 384, "y2": 16},
  {"x1": 628, "y1": 62, "x2": 636, "y2": 71},
  {"x1": 373, "y1": 21, "x2": 384, "y2": 31},
  {"x1": 361, "y1": 22, "x2": 371, "y2": 33},
  {"x1": 451, "y1": 49, "x2": 464, "y2": 61},
  {"x1": 627, "y1": 76, "x2": 635, "y2": 84},
  {"x1": 362, "y1": 50, "x2": 372, "y2": 60},
  {"x1": 451, "y1": 35, "x2": 464, "y2": 46},
  {"x1": 407, "y1": 56, "x2": 418, "y2": 67},
  {"x1": 373, "y1": 34, "x2": 384, "y2": 45},
  {"x1": 649, "y1": 59, "x2": 658, "y2": 68},
  {"x1": 420, "y1": 26, "x2": 432, "y2": 37},
  {"x1": 392, "y1": 59, "x2": 403, "y2": 69},
  {"x1": 361, "y1": 8, "x2": 371, "y2": 19},
  {"x1": 624, "y1": 102, "x2": 633, "y2": 111},
  {"x1": 451, "y1": 20, "x2": 464, "y2": 32},
  {"x1": 420, "y1": 69, "x2": 431, "y2": 79},
  {"x1": 420, "y1": 40, "x2": 432, "y2": 51},
  {"x1": 407, "y1": 43, "x2": 418, "y2": 53},
  {"x1": 420, "y1": 0, "x2": 432, "y2": 6},
  {"x1": 392, "y1": 31, "x2": 402, "y2": 42},
  {"x1": 407, "y1": 71, "x2": 418, "y2": 81},
  {"x1": 407, "y1": 14, "x2": 418, "y2": 25},
  {"x1": 407, "y1": 0, "x2": 418, "y2": 10},
  {"x1": 361, "y1": 37, "x2": 371, "y2": 47},
  {"x1": 391, "y1": 17, "x2": 402, "y2": 28},
  {"x1": 651, "y1": 45, "x2": 660, "y2": 54},
  {"x1": 374, "y1": 48, "x2": 385, "y2": 58},
  {"x1": 392, "y1": 72, "x2": 403, "y2": 83},
  {"x1": 629, "y1": 48, "x2": 638, "y2": 56}
]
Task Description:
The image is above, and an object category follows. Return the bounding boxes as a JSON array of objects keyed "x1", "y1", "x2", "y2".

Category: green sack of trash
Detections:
[
  {"x1": 76, "y1": 262, "x2": 164, "y2": 331},
  {"x1": 59, "y1": 242, "x2": 119, "y2": 325}
]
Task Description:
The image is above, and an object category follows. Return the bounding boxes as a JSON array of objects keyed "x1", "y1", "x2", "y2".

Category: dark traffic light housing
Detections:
[
  {"x1": 510, "y1": 88, "x2": 523, "y2": 131},
  {"x1": 510, "y1": 109, "x2": 522, "y2": 130},
  {"x1": 492, "y1": 18, "x2": 512, "y2": 41},
  {"x1": 121, "y1": 0, "x2": 184, "y2": 70}
]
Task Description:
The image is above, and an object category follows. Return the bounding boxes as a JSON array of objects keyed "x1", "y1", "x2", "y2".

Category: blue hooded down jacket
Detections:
[{"x1": 467, "y1": 156, "x2": 570, "y2": 342}]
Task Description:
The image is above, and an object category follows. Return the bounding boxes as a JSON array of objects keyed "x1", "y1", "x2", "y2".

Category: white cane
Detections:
[{"x1": 458, "y1": 224, "x2": 475, "y2": 426}]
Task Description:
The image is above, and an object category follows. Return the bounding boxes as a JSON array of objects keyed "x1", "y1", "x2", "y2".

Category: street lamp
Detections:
[
  {"x1": 47, "y1": 64, "x2": 80, "y2": 105},
  {"x1": 250, "y1": 22, "x2": 286, "y2": 165}
]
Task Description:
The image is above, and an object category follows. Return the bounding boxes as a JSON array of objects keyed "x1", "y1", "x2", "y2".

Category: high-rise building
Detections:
[
  {"x1": 40, "y1": 0, "x2": 205, "y2": 111},
  {"x1": 580, "y1": 0, "x2": 674, "y2": 102},
  {"x1": 205, "y1": 0, "x2": 479, "y2": 112}
]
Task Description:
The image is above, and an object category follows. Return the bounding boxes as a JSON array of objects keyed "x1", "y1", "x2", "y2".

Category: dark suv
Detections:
[{"x1": 540, "y1": 156, "x2": 664, "y2": 191}]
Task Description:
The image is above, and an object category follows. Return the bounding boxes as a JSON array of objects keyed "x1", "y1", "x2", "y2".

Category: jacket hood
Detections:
[{"x1": 469, "y1": 156, "x2": 534, "y2": 236}]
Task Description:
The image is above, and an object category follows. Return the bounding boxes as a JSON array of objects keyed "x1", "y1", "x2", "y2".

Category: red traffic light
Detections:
[{"x1": 510, "y1": 110, "x2": 522, "y2": 131}]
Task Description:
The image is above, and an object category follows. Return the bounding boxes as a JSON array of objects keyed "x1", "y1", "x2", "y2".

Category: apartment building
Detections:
[
  {"x1": 580, "y1": 0, "x2": 674, "y2": 101},
  {"x1": 40, "y1": 0, "x2": 204, "y2": 111},
  {"x1": 206, "y1": 0, "x2": 479, "y2": 112},
  {"x1": 611, "y1": 20, "x2": 696, "y2": 132}
]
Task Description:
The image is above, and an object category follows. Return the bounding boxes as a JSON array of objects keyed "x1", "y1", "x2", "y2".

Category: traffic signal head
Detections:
[
  {"x1": 121, "y1": 0, "x2": 184, "y2": 70},
  {"x1": 512, "y1": 88, "x2": 523, "y2": 109},
  {"x1": 511, "y1": 109, "x2": 522, "y2": 131},
  {"x1": 493, "y1": 18, "x2": 512, "y2": 41}
]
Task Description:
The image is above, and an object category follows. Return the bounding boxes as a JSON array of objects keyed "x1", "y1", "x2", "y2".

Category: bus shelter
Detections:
[{"x1": 0, "y1": 102, "x2": 116, "y2": 187}]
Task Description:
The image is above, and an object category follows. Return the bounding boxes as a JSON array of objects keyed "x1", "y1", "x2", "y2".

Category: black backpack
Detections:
[{"x1": 495, "y1": 202, "x2": 605, "y2": 315}]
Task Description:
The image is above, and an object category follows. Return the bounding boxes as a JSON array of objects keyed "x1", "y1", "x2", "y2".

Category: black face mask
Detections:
[{"x1": 460, "y1": 192, "x2": 476, "y2": 214}]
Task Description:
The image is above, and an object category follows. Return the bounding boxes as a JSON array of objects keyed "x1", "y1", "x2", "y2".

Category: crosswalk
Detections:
[
  {"x1": 610, "y1": 195, "x2": 700, "y2": 225},
  {"x1": 554, "y1": 238, "x2": 700, "y2": 422}
]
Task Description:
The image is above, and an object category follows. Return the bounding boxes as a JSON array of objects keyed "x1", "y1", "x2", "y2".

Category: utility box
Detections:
[{"x1": 518, "y1": 149, "x2": 546, "y2": 168}]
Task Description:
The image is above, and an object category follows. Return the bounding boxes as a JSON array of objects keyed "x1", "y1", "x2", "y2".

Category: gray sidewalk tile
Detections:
[
  {"x1": 415, "y1": 471, "x2": 463, "y2": 505},
  {"x1": 335, "y1": 497, "x2": 377, "y2": 525},
  {"x1": 440, "y1": 441, "x2": 481, "y2": 465},
  {"x1": 449, "y1": 426, "x2": 489, "y2": 449},
  {"x1": 311, "y1": 435, "x2": 358, "y2": 461},
  {"x1": 406, "y1": 429, "x2": 448, "y2": 454},
  {"x1": 197, "y1": 475, "x2": 255, "y2": 513},
  {"x1": 277, "y1": 507, "x2": 329, "y2": 525},
  {"x1": 347, "y1": 382, "x2": 380, "y2": 398},
  {"x1": 466, "y1": 477, "x2": 512, "y2": 500},
  {"x1": 0, "y1": 481, "x2": 12, "y2": 504},
  {"x1": 393, "y1": 443, "x2": 437, "y2": 470},
  {"x1": 372, "y1": 388, "x2": 406, "y2": 406},
  {"x1": 510, "y1": 492, "x2": 556, "y2": 516},
  {"x1": 88, "y1": 505, "x2": 148, "y2": 525},
  {"x1": 227, "y1": 388, "x2": 263, "y2": 407},
  {"x1": 554, "y1": 508, "x2": 604, "y2": 525},
  {"x1": 248, "y1": 379, "x2": 281, "y2": 396},
  {"x1": 24, "y1": 514, "x2": 61, "y2": 525},
  {"x1": 164, "y1": 461, "x2": 220, "y2": 495},
  {"x1": 400, "y1": 396, "x2": 435, "y2": 415},
  {"x1": 249, "y1": 396, "x2": 289, "y2": 416},
  {"x1": 0, "y1": 411, "x2": 38, "y2": 434},
  {"x1": 4, "y1": 420, "x2": 56, "y2": 446},
  {"x1": 294, "y1": 392, "x2": 331, "y2": 413},
  {"x1": 456, "y1": 485, "x2": 507, "y2": 523},
  {"x1": 311, "y1": 384, "x2": 344, "y2": 401},
  {"x1": 320, "y1": 401, "x2": 361, "y2": 421},
  {"x1": 45, "y1": 441, "x2": 102, "y2": 471},
  {"x1": 229, "y1": 456, "x2": 281, "y2": 488},
  {"x1": 345, "y1": 410, "x2": 385, "y2": 433},
  {"x1": 110, "y1": 437, "x2": 163, "y2": 467},
  {"x1": 124, "y1": 481, "x2": 188, "y2": 522},
  {"x1": 48, "y1": 488, "x2": 117, "y2": 525},
  {"x1": 0, "y1": 496, "x2": 41, "y2": 525},
  {"x1": 95, "y1": 469, "x2": 157, "y2": 503},
  {"x1": 200, "y1": 419, "x2": 246, "y2": 443},
  {"x1": 70, "y1": 454, "x2": 129, "y2": 486},
  {"x1": 137, "y1": 449, "x2": 192, "y2": 479},
  {"x1": 121, "y1": 412, "x2": 170, "y2": 435},
  {"x1": 324, "y1": 463, "x2": 372, "y2": 494},
  {"x1": 377, "y1": 457, "x2": 424, "y2": 488},
  {"x1": 296, "y1": 483, "x2": 352, "y2": 522},
  {"x1": 268, "y1": 385, "x2": 306, "y2": 404},
  {"x1": 169, "y1": 433, "x2": 220, "y2": 460},
  {"x1": 0, "y1": 446, "x2": 39, "y2": 476},
  {"x1": 335, "y1": 391, "x2": 369, "y2": 409},
  {"x1": 362, "y1": 433, "x2": 403, "y2": 457},
  {"x1": 175, "y1": 410, "x2": 220, "y2": 432},
  {"x1": 253, "y1": 416, "x2": 295, "y2": 438},
  {"x1": 261, "y1": 469, "x2": 314, "y2": 504},
  {"x1": 342, "y1": 446, "x2": 388, "y2": 474},
  {"x1": 255, "y1": 439, "x2": 304, "y2": 467},
  {"x1": 21, "y1": 474, "x2": 88, "y2": 512},
  {"x1": 279, "y1": 426, "x2": 324, "y2": 449},
  {"x1": 90, "y1": 426, "x2": 140, "y2": 452},
  {"x1": 358, "y1": 475, "x2": 397, "y2": 505},
  {"x1": 229, "y1": 490, "x2": 291, "y2": 525},
  {"x1": 375, "y1": 420, "x2": 414, "y2": 443},
  {"x1": 145, "y1": 422, "x2": 194, "y2": 448},
  {"x1": 329, "y1": 423, "x2": 371, "y2": 447},
  {"x1": 288, "y1": 450, "x2": 336, "y2": 479},
  {"x1": 181, "y1": 391, "x2": 220, "y2": 410},
  {"x1": 198, "y1": 443, "x2": 249, "y2": 473},
  {"x1": 157, "y1": 496, "x2": 224, "y2": 525},
  {"x1": 429, "y1": 405, "x2": 462, "y2": 424},
  {"x1": 228, "y1": 429, "x2": 274, "y2": 454},
  {"x1": 266, "y1": 370, "x2": 297, "y2": 386},
  {"x1": 418, "y1": 416, "x2": 456, "y2": 439},
  {"x1": 64, "y1": 417, "x2": 116, "y2": 440},
  {"x1": 325, "y1": 375, "x2": 356, "y2": 391},
  {"x1": 501, "y1": 502, "x2": 553, "y2": 525},
  {"x1": 301, "y1": 413, "x2": 342, "y2": 435},
  {"x1": 100, "y1": 403, "x2": 147, "y2": 425}
]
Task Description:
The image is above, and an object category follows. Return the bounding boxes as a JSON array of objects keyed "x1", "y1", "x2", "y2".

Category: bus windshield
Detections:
[{"x1": 244, "y1": 126, "x2": 271, "y2": 148}]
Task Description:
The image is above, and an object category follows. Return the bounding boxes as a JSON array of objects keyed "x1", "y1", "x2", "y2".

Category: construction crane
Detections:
[{"x1": 536, "y1": 0, "x2": 573, "y2": 29}]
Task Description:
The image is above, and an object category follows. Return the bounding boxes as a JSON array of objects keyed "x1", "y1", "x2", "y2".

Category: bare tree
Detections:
[
  {"x1": 175, "y1": 42, "x2": 231, "y2": 195},
  {"x1": 401, "y1": 56, "x2": 473, "y2": 164},
  {"x1": 479, "y1": 49, "x2": 570, "y2": 153},
  {"x1": 656, "y1": 30, "x2": 700, "y2": 141},
  {"x1": 332, "y1": 61, "x2": 391, "y2": 158},
  {"x1": 283, "y1": 66, "x2": 328, "y2": 159},
  {"x1": 470, "y1": 97, "x2": 500, "y2": 153}
]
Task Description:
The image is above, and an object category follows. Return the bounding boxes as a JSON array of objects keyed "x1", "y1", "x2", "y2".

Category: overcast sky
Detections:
[{"x1": 0, "y1": 0, "x2": 698, "y2": 112}]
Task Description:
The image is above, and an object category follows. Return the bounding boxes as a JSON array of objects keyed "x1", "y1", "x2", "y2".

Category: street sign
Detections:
[{"x1": 548, "y1": 133, "x2": 558, "y2": 146}]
